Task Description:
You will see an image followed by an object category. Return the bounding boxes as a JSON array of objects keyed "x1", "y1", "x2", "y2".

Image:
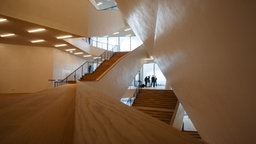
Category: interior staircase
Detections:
[
  {"x1": 132, "y1": 89, "x2": 178, "y2": 124},
  {"x1": 132, "y1": 89, "x2": 205, "y2": 142},
  {"x1": 183, "y1": 131, "x2": 202, "y2": 139},
  {"x1": 80, "y1": 52, "x2": 128, "y2": 81}
]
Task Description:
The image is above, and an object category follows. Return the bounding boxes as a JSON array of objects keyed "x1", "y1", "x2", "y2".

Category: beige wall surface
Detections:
[
  {"x1": 0, "y1": 44, "x2": 85, "y2": 93},
  {"x1": 0, "y1": 44, "x2": 53, "y2": 93},
  {"x1": 53, "y1": 49, "x2": 85, "y2": 80},
  {"x1": 0, "y1": 0, "x2": 88, "y2": 36},
  {"x1": 117, "y1": 0, "x2": 256, "y2": 144}
]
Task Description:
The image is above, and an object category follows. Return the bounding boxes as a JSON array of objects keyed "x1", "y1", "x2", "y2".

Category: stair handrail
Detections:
[
  {"x1": 51, "y1": 39, "x2": 120, "y2": 87},
  {"x1": 126, "y1": 80, "x2": 141, "y2": 106},
  {"x1": 124, "y1": 71, "x2": 142, "y2": 106}
]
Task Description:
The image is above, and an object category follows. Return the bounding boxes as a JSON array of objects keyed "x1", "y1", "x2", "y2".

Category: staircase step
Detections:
[
  {"x1": 80, "y1": 52, "x2": 128, "y2": 81},
  {"x1": 182, "y1": 131, "x2": 202, "y2": 139},
  {"x1": 132, "y1": 89, "x2": 178, "y2": 124}
]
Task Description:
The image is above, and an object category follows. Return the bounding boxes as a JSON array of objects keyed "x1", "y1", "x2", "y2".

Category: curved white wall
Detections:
[{"x1": 117, "y1": 0, "x2": 256, "y2": 144}]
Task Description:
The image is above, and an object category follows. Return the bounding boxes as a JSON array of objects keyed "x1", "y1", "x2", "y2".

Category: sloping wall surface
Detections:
[
  {"x1": 75, "y1": 45, "x2": 203, "y2": 143},
  {"x1": 117, "y1": 0, "x2": 256, "y2": 144},
  {"x1": 75, "y1": 82, "x2": 203, "y2": 144}
]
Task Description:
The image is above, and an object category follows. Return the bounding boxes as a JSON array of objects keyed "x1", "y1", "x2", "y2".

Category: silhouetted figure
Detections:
[
  {"x1": 144, "y1": 76, "x2": 151, "y2": 87},
  {"x1": 151, "y1": 75, "x2": 157, "y2": 87}
]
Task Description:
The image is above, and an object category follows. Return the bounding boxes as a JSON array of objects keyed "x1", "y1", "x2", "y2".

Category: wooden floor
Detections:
[
  {"x1": 0, "y1": 85, "x2": 76, "y2": 144},
  {"x1": 0, "y1": 84, "x2": 204, "y2": 144}
]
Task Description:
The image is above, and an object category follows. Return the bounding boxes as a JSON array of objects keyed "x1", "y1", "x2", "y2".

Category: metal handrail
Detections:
[
  {"x1": 126, "y1": 80, "x2": 141, "y2": 106},
  {"x1": 50, "y1": 40, "x2": 120, "y2": 87}
]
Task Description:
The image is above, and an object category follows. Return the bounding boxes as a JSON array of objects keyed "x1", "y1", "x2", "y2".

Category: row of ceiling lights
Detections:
[
  {"x1": 0, "y1": 17, "x2": 92, "y2": 58},
  {"x1": 0, "y1": 18, "x2": 72, "y2": 46}
]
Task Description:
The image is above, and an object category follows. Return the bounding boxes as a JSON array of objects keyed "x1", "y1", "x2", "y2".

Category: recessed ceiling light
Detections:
[
  {"x1": 56, "y1": 35, "x2": 73, "y2": 39},
  {"x1": 144, "y1": 56, "x2": 154, "y2": 61},
  {"x1": 54, "y1": 44, "x2": 67, "y2": 47},
  {"x1": 125, "y1": 34, "x2": 132, "y2": 37},
  {"x1": 97, "y1": 2, "x2": 103, "y2": 6},
  {"x1": 83, "y1": 55, "x2": 92, "y2": 57},
  {"x1": 93, "y1": 57, "x2": 101, "y2": 59},
  {"x1": 0, "y1": 33, "x2": 15, "y2": 37},
  {"x1": 74, "y1": 52, "x2": 84, "y2": 55},
  {"x1": 27, "y1": 28, "x2": 46, "y2": 33},
  {"x1": 124, "y1": 28, "x2": 132, "y2": 31},
  {"x1": 30, "y1": 39, "x2": 45, "y2": 43},
  {"x1": 113, "y1": 32, "x2": 119, "y2": 35},
  {"x1": 0, "y1": 18, "x2": 7, "y2": 22},
  {"x1": 65, "y1": 48, "x2": 76, "y2": 51}
]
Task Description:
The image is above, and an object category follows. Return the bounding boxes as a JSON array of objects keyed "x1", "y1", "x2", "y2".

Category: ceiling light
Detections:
[
  {"x1": 0, "y1": 18, "x2": 7, "y2": 22},
  {"x1": 54, "y1": 44, "x2": 67, "y2": 47},
  {"x1": 97, "y1": 2, "x2": 103, "y2": 6},
  {"x1": 124, "y1": 28, "x2": 132, "y2": 31},
  {"x1": 0, "y1": 33, "x2": 15, "y2": 37},
  {"x1": 144, "y1": 56, "x2": 154, "y2": 61},
  {"x1": 56, "y1": 35, "x2": 73, "y2": 39},
  {"x1": 113, "y1": 32, "x2": 119, "y2": 35},
  {"x1": 74, "y1": 52, "x2": 84, "y2": 55},
  {"x1": 125, "y1": 34, "x2": 132, "y2": 37},
  {"x1": 30, "y1": 39, "x2": 45, "y2": 43},
  {"x1": 27, "y1": 28, "x2": 46, "y2": 33},
  {"x1": 93, "y1": 57, "x2": 101, "y2": 59},
  {"x1": 65, "y1": 48, "x2": 76, "y2": 51},
  {"x1": 83, "y1": 55, "x2": 92, "y2": 57}
]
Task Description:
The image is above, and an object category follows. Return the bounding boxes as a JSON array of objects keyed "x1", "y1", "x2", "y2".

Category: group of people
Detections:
[{"x1": 144, "y1": 75, "x2": 157, "y2": 87}]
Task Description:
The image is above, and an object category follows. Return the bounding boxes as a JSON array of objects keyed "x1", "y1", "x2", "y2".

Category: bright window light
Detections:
[
  {"x1": 30, "y1": 39, "x2": 45, "y2": 43},
  {"x1": 27, "y1": 28, "x2": 46, "y2": 33},
  {"x1": 54, "y1": 44, "x2": 67, "y2": 47},
  {"x1": 0, "y1": 18, "x2": 7, "y2": 22},
  {"x1": 0, "y1": 33, "x2": 15, "y2": 37},
  {"x1": 56, "y1": 35, "x2": 73, "y2": 39}
]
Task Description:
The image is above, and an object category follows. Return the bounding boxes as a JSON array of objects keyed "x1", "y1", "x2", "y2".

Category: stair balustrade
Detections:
[{"x1": 50, "y1": 41, "x2": 120, "y2": 87}]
